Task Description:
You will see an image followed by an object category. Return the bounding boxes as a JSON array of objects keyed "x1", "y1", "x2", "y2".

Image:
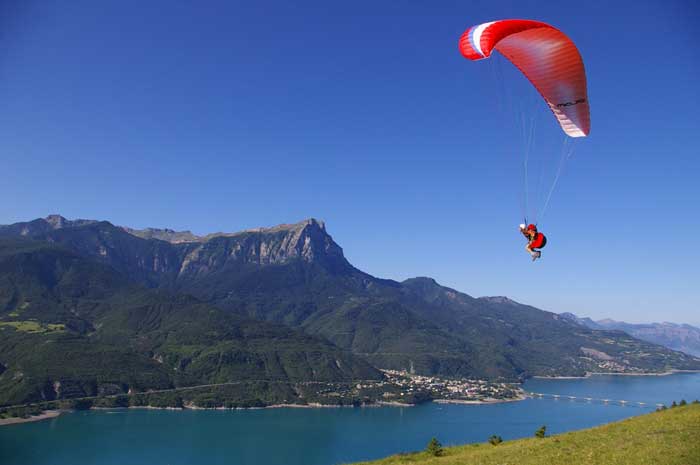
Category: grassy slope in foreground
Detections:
[{"x1": 352, "y1": 404, "x2": 700, "y2": 465}]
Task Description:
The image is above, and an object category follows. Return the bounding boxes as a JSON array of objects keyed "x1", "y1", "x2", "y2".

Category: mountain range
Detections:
[
  {"x1": 561, "y1": 313, "x2": 700, "y2": 357},
  {"x1": 1, "y1": 215, "x2": 698, "y2": 407}
]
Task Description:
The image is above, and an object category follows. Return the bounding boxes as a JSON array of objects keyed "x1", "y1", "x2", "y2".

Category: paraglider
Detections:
[
  {"x1": 519, "y1": 223, "x2": 547, "y2": 261},
  {"x1": 458, "y1": 19, "x2": 590, "y2": 261}
]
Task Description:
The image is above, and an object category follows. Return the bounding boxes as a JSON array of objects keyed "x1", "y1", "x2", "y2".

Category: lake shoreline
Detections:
[
  {"x1": 6, "y1": 371, "x2": 694, "y2": 427},
  {"x1": 0, "y1": 396, "x2": 524, "y2": 427},
  {"x1": 434, "y1": 394, "x2": 526, "y2": 405},
  {"x1": 0, "y1": 410, "x2": 62, "y2": 426},
  {"x1": 4, "y1": 374, "x2": 698, "y2": 465},
  {"x1": 532, "y1": 369, "x2": 700, "y2": 380}
]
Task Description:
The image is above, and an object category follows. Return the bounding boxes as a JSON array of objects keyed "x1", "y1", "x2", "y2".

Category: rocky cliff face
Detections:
[
  {"x1": 1, "y1": 215, "x2": 351, "y2": 284},
  {"x1": 199, "y1": 219, "x2": 342, "y2": 265},
  {"x1": 176, "y1": 219, "x2": 350, "y2": 278}
]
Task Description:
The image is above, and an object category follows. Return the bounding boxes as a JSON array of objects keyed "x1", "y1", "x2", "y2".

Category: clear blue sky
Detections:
[{"x1": 2, "y1": 1, "x2": 699, "y2": 325}]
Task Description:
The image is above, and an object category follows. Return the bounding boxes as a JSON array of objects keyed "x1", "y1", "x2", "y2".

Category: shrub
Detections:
[
  {"x1": 426, "y1": 437, "x2": 444, "y2": 456},
  {"x1": 535, "y1": 425, "x2": 547, "y2": 438},
  {"x1": 489, "y1": 435, "x2": 503, "y2": 446}
]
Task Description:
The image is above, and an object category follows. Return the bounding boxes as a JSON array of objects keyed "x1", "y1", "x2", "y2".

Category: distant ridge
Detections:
[
  {"x1": 123, "y1": 218, "x2": 327, "y2": 244},
  {"x1": 0, "y1": 214, "x2": 97, "y2": 237},
  {"x1": 561, "y1": 312, "x2": 700, "y2": 357},
  {"x1": 121, "y1": 226, "x2": 200, "y2": 243},
  {"x1": 1, "y1": 215, "x2": 327, "y2": 246}
]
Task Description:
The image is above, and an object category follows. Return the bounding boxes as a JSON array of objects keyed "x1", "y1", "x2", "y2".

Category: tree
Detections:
[
  {"x1": 489, "y1": 435, "x2": 503, "y2": 446},
  {"x1": 426, "y1": 437, "x2": 444, "y2": 456},
  {"x1": 671, "y1": 401, "x2": 678, "y2": 408},
  {"x1": 679, "y1": 399, "x2": 687, "y2": 406},
  {"x1": 535, "y1": 425, "x2": 547, "y2": 438}
]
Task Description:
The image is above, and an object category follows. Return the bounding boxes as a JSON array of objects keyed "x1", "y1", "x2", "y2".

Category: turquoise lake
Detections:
[{"x1": 2, "y1": 373, "x2": 699, "y2": 465}]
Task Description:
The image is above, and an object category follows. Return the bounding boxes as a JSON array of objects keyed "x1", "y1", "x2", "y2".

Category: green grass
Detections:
[
  {"x1": 351, "y1": 404, "x2": 700, "y2": 465},
  {"x1": 0, "y1": 321, "x2": 65, "y2": 333}
]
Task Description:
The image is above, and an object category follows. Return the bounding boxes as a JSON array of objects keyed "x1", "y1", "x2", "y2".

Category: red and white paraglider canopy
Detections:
[{"x1": 459, "y1": 19, "x2": 590, "y2": 138}]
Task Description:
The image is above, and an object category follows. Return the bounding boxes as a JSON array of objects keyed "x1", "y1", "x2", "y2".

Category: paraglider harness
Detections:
[
  {"x1": 533, "y1": 232, "x2": 547, "y2": 249},
  {"x1": 522, "y1": 222, "x2": 547, "y2": 249}
]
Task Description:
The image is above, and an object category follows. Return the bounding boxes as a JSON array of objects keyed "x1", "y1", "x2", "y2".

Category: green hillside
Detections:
[
  {"x1": 352, "y1": 403, "x2": 700, "y2": 465},
  {"x1": 0, "y1": 238, "x2": 381, "y2": 407},
  {"x1": 5, "y1": 216, "x2": 697, "y2": 381}
]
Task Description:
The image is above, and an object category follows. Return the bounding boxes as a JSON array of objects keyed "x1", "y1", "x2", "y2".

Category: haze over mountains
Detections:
[
  {"x1": 561, "y1": 313, "x2": 700, "y2": 357},
  {"x1": 1, "y1": 215, "x2": 698, "y2": 406}
]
